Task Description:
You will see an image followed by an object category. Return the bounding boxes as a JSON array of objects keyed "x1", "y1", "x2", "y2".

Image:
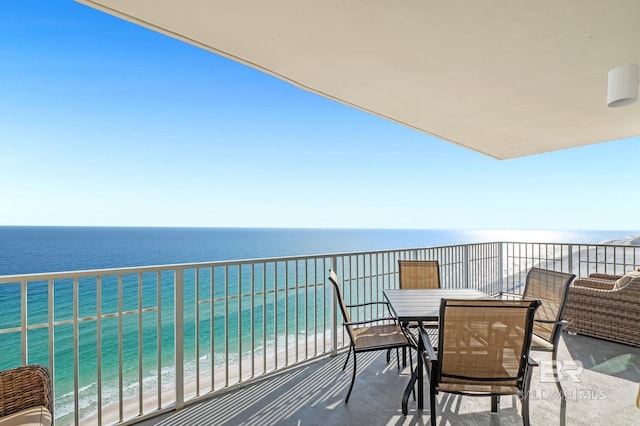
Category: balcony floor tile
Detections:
[{"x1": 136, "y1": 333, "x2": 640, "y2": 426}]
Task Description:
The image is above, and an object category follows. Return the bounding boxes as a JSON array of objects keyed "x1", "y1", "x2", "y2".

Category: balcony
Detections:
[
  {"x1": 1, "y1": 241, "x2": 639, "y2": 425},
  {"x1": 137, "y1": 332, "x2": 639, "y2": 426}
]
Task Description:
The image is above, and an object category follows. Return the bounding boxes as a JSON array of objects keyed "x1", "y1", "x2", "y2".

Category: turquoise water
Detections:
[
  {"x1": 0, "y1": 261, "x2": 333, "y2": 422},
  {"x1": 0, "y1": 227, "x2": 636, "y2": 422}
]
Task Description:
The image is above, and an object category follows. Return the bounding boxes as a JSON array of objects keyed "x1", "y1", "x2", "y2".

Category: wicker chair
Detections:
[
  {"x1": 563, "y1": 272, "x2": 640, "y2": 347},
  {"x1": 420, "y1": 299, "x2": 541, "y2": 426},
  {"x1": 0, "y1": 365, "x2": 53, "y2": 425},
  {"x1": 328, "y1": 269, "x2": 414, "y2": 403},
  {"x1": 522, "y1": 267, "x2": 575, "y2": 400}
]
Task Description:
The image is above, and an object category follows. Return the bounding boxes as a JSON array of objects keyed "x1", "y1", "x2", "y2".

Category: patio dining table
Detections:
[{"x1": 383, "y1": 288, "x2": 494, "y2": 414}]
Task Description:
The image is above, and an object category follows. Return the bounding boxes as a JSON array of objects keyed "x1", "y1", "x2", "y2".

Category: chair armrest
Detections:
[
  {"x1": 344, "y1": 317, "x2": 398, "y2": 327},
  {"x1": 419, "y1": 328, "x2": 438, "y2": 378},
  {"x1": 535, "y1": 319, "x2": 569, "y2": 325},
  {"x1": 345, "y1": 301, "x2": 390, "y2": 309},
  {"x1": 419, "y1": 328, "x2": 438, "y2": 361},
  {"x1": 536, "y1": 318, "x2": 570, "y2": 336},
  {"x1": 346, "y1": 301, "x2": 396, "y2": 317},
  {"x1": 0, "y1": 365, "x2": 53, "y2": 418}
]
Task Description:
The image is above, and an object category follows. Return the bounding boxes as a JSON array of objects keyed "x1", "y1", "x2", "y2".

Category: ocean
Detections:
[
  {"x1": 1, "y1": 227, "x2": 636, "y2": 276},
  {"x1": 0, "y1": 226, "x2": 637, "y2": 423}
]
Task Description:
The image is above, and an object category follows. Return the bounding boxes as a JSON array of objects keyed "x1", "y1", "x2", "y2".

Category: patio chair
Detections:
[
  {"x1": 398, "y1": 260, "x2": 441, "y2": 290},
  {"x1": 521, "y1": 267, "x2": 575, "y2": 400},
  {"x1": 0, "y1": 364, "x2": 53, "y2": 426},
  {"x1": 563, "y1": 270, "x2": 640, "y2": 347},
  {"x1": 328, "y1": 269, "x2": 414, "y2": 403},
  {"x1": 397, "y1": 259, "x2": 441, "y2": 354},
  {"x1": 422, "y1": 299, "x2": 542, "y2": 426}
]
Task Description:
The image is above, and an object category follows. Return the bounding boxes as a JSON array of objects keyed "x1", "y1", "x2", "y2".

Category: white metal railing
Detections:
[
  {"x1": 501, "y1": 242, "x2": 640, "y2": 296},
  {"x1": 0, "y1": 241, "x2": 638, "y2": 425}
]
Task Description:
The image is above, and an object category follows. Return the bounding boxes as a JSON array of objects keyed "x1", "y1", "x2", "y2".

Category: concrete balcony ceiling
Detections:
[{"x1": 76, "y1": 1, "x2": 640, "y2": 159}]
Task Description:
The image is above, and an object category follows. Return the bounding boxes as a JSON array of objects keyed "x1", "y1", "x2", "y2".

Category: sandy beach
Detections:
[{"x1": 79, "y1": 331, "x2": 339, "y2": 425}]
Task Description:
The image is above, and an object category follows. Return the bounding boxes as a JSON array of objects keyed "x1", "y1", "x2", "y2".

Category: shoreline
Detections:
[{"x1": 79, "y1": 331, "x2": 338, "y2": 425}]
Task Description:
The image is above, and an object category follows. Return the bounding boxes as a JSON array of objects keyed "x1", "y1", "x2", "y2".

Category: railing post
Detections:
[
  {"x1": 20, "y1": 280, "x2": 27, "y2": 365},
  {"x1": 330, "y1": 255, "x2": 338, "y2": 357},
  {"x1": 498, "y1": 242, "x2": 504, "y2": 295},
  {"x1": 47, "y1": 279, "x2": 55, "y2": 406},
  {"x1": 568, "y1": 244, "x2": 574, "y2": 275},
  {"x1": 463, "y1": 245, "x2": 469, "y2": 289},
  {"x1": 175, "y1": 268, "x2": 185, "y2": 409}
]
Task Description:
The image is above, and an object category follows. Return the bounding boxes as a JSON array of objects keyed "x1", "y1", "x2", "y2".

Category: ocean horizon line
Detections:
[{"x1": 1, "y1": 228, "x2": 639, "y2": 277}]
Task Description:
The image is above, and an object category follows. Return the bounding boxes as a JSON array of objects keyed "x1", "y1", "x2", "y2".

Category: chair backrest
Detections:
[
  {"x1": 328, "y1": 269, "x2": 353, "y2": 333},
  {"x1": 398, "y1": 260, "x2": 441, "y2": 289},
  {"x1": 522, "y1": 267, "x2": 575, "y2": 344},
  {"x1": 435, "y1": 299, "x2": 541, "y2": 389}
]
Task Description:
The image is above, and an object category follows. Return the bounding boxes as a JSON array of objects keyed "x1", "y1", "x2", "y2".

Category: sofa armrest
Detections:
[
  {"x1": 0, "y1": 365, "x2": 52, "y2": 418},
  {"x1": 587, "y1": 273, "x2": 622, "y2": 281},
  {"x1": 572, "y1": 278, "x2": 615, "y2": 290},
  {"x1": 567, "y1": 277, "x2": 640, "y2": 309},
  {"x1": 564, "y1": 277, "x2": 640, "y2": 347}
]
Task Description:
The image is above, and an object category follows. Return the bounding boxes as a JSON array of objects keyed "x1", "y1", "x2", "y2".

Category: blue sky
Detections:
[{"x1": 1, "y1": 1, "x2": 638, "y2": 230}]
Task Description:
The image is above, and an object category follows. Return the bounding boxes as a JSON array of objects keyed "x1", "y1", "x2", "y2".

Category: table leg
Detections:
[{"x1": 417, "y1": 325, "x2": 424, "y2": 409}]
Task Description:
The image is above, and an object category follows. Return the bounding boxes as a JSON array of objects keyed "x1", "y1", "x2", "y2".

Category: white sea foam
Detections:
[{"x1": 61, "y1": 330, "x2": 335, "y2": 425}]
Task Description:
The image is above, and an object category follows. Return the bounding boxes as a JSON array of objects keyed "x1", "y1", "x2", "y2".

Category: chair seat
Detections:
[
  {"x1": 352, "y1": 323, "x2": 409, "y2": 351},
  {"x1": 438, "y1": 380, "x2": 520, "y2": 395}
]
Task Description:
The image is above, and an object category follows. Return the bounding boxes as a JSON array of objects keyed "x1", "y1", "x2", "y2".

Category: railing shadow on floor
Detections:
[
  {"x1": 147, "y1": 350, "x2": 417, "y2": 426},
  {"x1": 563, "y1": 332, "x2": 640, "y2": 382}
]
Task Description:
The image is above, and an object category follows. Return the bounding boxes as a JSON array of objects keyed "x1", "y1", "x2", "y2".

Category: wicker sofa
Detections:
[
  {"x1": 0, "y1": 365, "x2": 53, "y2": 426},
  {"x1": 563, "y1": 272, "x2": 640, "y2": 347}
]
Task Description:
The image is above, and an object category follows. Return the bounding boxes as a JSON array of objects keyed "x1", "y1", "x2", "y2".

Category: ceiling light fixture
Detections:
[{"x1": 607, "y1": 63, "x2": 639, "y2": 108}]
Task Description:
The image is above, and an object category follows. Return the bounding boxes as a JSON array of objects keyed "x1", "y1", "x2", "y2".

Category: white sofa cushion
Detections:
[
  {"x1": 614, "y1": 269, "x2": 640, "y2": 289},
  {"x1": 0, "y1": 406, "x2": 51, "y2": 426}
]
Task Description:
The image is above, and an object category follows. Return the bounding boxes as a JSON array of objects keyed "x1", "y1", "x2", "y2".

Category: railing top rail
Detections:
[{"x1": 0, "y1": 242, "x2": 504, "y2": 283}]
